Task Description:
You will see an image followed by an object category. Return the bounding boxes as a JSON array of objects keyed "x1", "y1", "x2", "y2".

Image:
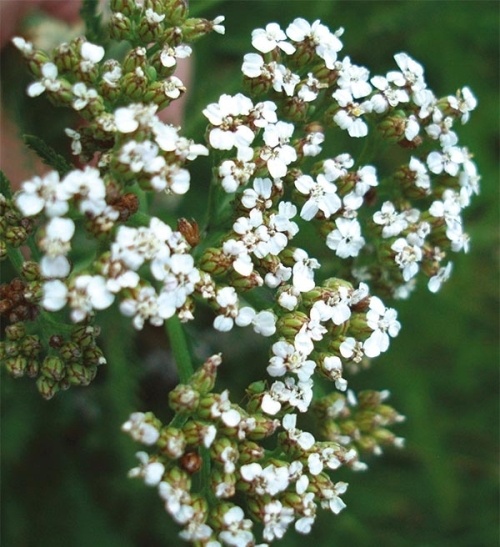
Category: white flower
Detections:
[
  {"x1": 337, "y1": 56, "x2": 372, "y2": 98},
  {"x1": 363, "y1": 296, "x2": 401, "y2": 358},
  {"x1": 27, "y1": 62, "x2": 60, "y2": 97},
  {"x1": 240, "y1": 463, "x2": 290, "y2": 496},
  {"x1": 71, "y1": 82, "x2": 98, "y2": 111},
  {"x1": 326, "y1": 217, "x2": 365, "y2": 258},
  {"x1": 428, "y1": 262, "x2": 453, "y2": 293},
  {"x1": 160, "y1": 44, "x2": 192, "y2": 68},
  {"x1": 292, "y1": 248, "x2": 320, "y2": 292},
  {"x1": 158, "y1": 480, "x2": 194, "y2": 525},
  {"x1": 332, "y1": 89, "x2": 369, "y2": 137},
  {"x1": 211, "y1": 15, "x2": 226, "y2": 35},
  {"x1": 80, "y1": 41, "x2": 105, "y2": 64},
  {"x1": 15, "y1": 171, "x2": 68, "y2": 217},
  {"x1": 121, "y1": 412, "x2": 160, "y2": 445},
  {"x1": 128, "y1": 451, "x2": 165, "y2": 486},
  {"x1": 252, "y1": 23, "x2": 295, "y2": 55},
  {"x1": 236, "y1": 308, "x2": 277, "y2": 337},
  {"x1": 369, "y1": 74, "x2": 409, "y2": 112},
  {"x1": 427, "y1": 146, "x2": 465, "y2": 176},
  {"x1": 61, "y1": 167, "x2": 106, "y2": 216},
  {"x1": 391, "y1": 237, "x2": 423, "y2": 281},
  {"x1": 267, "y1": 340, "x2": 316, "y2": 381},
  {"x1": 67, "y1": 274, "x2": 114, "y2": 322},
  {"x1": 262, "y1": 500, "x2": 294, "y2": 542},
  {"x1": 312, "y1": 286, "x2": 351, "y2": 326},
  {"x1": 321, "y1": 481, "x2": 348, "y2": 514},
  {"x1": 373, "y1": 201, "x2": 408, "y2": 238},
  {"x1": 42, "y1": 279, "x2": 68, "y2": 311},
  {"x1": 388, "y1": 52, "x2": 426, "y2": 92},
  {"x1": 260, "y1": 121, "x2": 297, "y2": 179},
  {"x1": 448, "y1": 86, "x2": 477, "y2": 124},
  {"x1": 282, "y1": 414, "x2": 315, "y2": 450},
  {"x1": 294, "y1": 173, "x2": 341, "y2": 221},
  {"x1": 286, "y1": 18, "x2": 343, "y2": 69}
]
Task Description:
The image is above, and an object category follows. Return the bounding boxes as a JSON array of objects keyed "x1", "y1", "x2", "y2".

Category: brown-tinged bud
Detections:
[
  {"x1": 71, "y1": 325, "x2": 97, "y2": 347},
  {"x1": 5, "y1": 322, "x2": 26, "y2": 341},
  {"x1": 4, "y1": 341, "x2": 19, "y2": 358},
  {"x1": 243, "y1": 74, "x2": 273, "y2": 97},
  {"x1": 5, "y1": 356, "x2": 27, "y2": 377},
  {"x1": 23, "y1": 281, "x2": 42, "y2": 304},
  {"x1": 189, "y1": 353, "x2": 221, "y2": 394},
  {"x1": 59, "y1": 341, "x2": 82, "y2": 362},
  {"x1": 109, "y1": 12, "x2": 132, "y2": 41},
  {"x1": 283, "y1": 96, "x2": 309, "y2": 122},
  {"x1": 179, "y1": 451, "x2": 202, "y2": 475},
  {"x1": 211, "y1": 469, "x2": 237, "y2": 499},
  {"x1": 20, "y1": 334, "x2": 42, "y2": 357},
  {"x1": 26, "y1": 358, "x2": 39, "y2": 378},
  {"x1": 163, "y1": 465, "x2": 192, "y2": 491},
  {"x1": 182, "y1": 419, "x2": 217, "y2": 449},
  {"x1": 41, "y1": 355, "x2": 66, "y2": 382},
  {"x1": 238, "y1": 440, "x2": 265, "y2": 464},
  {"x1": 158, "y1": 426, "x2": 186, "y2": 459},
  {"x1": 36, "y1": 375, "x2": 60, "y2": 399},
  {"x1": 21, "y1": 261, "x2": 41, "y2": 282},
  {"x1": 169, "y1": 383, "x2": 200, "y2": 413},
  {"x1": 65, "y1": 363, "x2": 96, "y2": 386},
  {"x1": 228, "y1": 270, "x2": 263, "y2": 291},
  {"x1": 245, "y1": 414, "x2": 280, "y2": 441},
  {"x1": 5, "y1": 226, "x2": 28, "y2": 247},
  {"x1": 180, "y1": 18, "x2": 213, "y2": 41},
  {"x1": 83, "y1": 345, "x2": 106, "y2": 367},
  {"x1": 199, "y1": 247, "x2": 231, "y2": 277},
  {"x1": 121, "y1": 69, "x2": 149, "y2": 101},
  {"x1": 177, "y1": 218, "x2": 199, "y2": 247},
  {"x1": 377, "y1": 111, "x2": 407, "y2": 142},
  {"x1": 52, "y1": 42, "x2": 76, "y2": 74}
]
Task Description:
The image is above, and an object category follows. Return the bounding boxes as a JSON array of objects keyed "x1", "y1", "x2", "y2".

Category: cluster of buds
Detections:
[
  {"x1": 1, "y1": 2, "x2": 479, "y2": 545},
  {"x1": 123, "y1": 354, "x2": 358, "y2": 545}
]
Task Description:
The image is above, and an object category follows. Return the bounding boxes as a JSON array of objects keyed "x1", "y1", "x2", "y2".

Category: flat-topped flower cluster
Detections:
[{"x1": 1, "y1": 1, "x2": 478, "y2": 545}]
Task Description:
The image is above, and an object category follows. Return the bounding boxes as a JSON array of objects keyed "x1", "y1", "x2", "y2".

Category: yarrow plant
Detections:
[{"x1": 0, "y1": 0, "x2": 480, "y2": 545}]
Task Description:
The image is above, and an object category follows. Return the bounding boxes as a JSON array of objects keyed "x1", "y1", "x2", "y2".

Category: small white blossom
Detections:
[{"x1": 326, "y1": 217, "x2": 365, "y2": 258}]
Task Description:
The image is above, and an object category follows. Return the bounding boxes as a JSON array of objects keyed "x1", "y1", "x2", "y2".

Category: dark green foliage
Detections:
[{"x1": 22, "y1": 134, "x2": 73, "y2": 177}]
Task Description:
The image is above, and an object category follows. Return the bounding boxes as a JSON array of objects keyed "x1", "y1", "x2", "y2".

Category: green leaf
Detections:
[
  {"x1": 0, "y1": 170, "x2": 12, "y2": 198},
  {"x1": 22, "y1": 135, "x2": 73, "y2": 176},
  {"x1": 80, "y1": 0, "x2": 104, "y2": 44}
]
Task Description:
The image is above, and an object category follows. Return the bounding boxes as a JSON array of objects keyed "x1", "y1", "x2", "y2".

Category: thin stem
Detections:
[
  {"x1": 7, "y1": 247, "x2": 25, "y2": 274},
  {"x1": 165, "y1": 315, "x2": 194, "y2": 383}
]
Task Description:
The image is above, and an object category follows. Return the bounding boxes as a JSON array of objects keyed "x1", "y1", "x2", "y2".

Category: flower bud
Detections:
[
  {"x1": 65, "y1": 363, "x2": 97, "y2": 386},
  {"x1": 245, "y1": 414, "x2": 279, "y2": 440},
  {"x1": 162, "y1": 465, "x2": 192, "y2": 492},
  {"x1": 83, "y1": 345, "x2": 106, "y2": 367},
  {"x1": 164, "y1": 0, "x2": 188, "y2": 25},
  {"x1": 276, "y1": 311, "x2": 308, "y2": 339},
  {"x1": 122, "y1": 47, "x2": 147, "y2": 73},
  {"x1": 110, "y1": 0, "x2": 135, "y2": 17},
  {"x1": 377, "y1": 111, "x2": 407, "y2": 143},
  {"x1": 177, "y1": 218, "x2": 200, "y2": 247},
  {"x1": 21, "y1": 261, "x2": 41, "y2": 282},
  {"x1": 20, "y1": 334, "x2": 42, "y2": 357},
  {"x1": 282, "y1": 97, "x2": 309, "y2": 123},
  {"x1": 59, "y1": 341, "x2": 82, "y2": 363},
  {"x1": 182, "y1": 420, "x2": 217, "y2": 449},
  {"x1": 228, "y1": 270, "x2": 263, "y2": 291},
  {"x1": 41, "y1": 355, "x2": 66, "y2": 382},
  {"x1": 210, "y1": 469, "x2": 236, "y2": 499},
  {"x1": 5, "y1": 322, "x2": 26, "y2": 341},
  {"x1": 36, "y1": 375, "x2": 60, "y2": 399},
  {"x1": 169, "y1": 383, "x2": 200, "y2": 414},
  {"x1": 189, "y1": 353, "x2": 221, "y2": 394},
  {"x1": 4, "y1": 341, "x2": 19, "y2": 358},
  {"x1": 158, "y1": 426, "x2": 186, "y2": 459},
  {"x1": 109, "y1": 12, "x2": 132, "y2": 41},
  {"x1": 180, "y1": 18, "x2": 214, "y2": 41},
  {"x1": 52, "y1": 42, "x2": 76, "y2": 73},
  {"x1": 23, "y1": 281, "x2": 42, "y2": 304},
  {"x1": 199, "y1": 248, "x2": 231, "y2": 277},
  {"x1": 238, "y1": 440, "x2": 265, "y2": 464},
  {"x1": 5, "y1": 355, "x2": 27, "y2": 377},
  {"x1": 179, "y1": 451, "x2": 203, "y2": 475},
  {"x1": 5, "y1": 226, "x2": 28, "y2": 247}
]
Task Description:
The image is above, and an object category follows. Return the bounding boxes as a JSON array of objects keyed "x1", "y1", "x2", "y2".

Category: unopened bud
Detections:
[
  {"x1": 41, "y1": 355, "x2": 66, "y2": 381},
  {"x1": 189, "y1": 353, "x2": 221, "y2": 394},
  {"x1": 169, "y1": 383, "x2": 200, "y2": 413},
  {"x1": 5, "y1": 322, "x2": 26, "y2": 341},
  {"x1": 36, "y1": 375, "x2": 60, "y2": 399},
  {"x1": 65, "y1": 363, "x2": 96, "y2": 386},
  {"x1": 158, "y1": 426, "x2": 186, "y2": 459},
  {"x1": 5, "y1": 355, "x2": 27, "y2": 377},
  {"x1": 21, "y1": 261, "x2": 41, "y2": 281}
]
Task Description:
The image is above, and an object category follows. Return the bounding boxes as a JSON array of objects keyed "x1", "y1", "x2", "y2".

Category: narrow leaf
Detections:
[
  {"x1": 23, "y1": 135, "x2": 73, "y2": 176},
  {"x1": 80, "y1": 0, "x2": 104, "y2": 44}
]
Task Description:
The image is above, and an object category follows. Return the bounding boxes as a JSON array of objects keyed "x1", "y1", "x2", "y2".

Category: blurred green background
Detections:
[{"x1": 1, "y1": 1, "x2": 498, "y2": 546}]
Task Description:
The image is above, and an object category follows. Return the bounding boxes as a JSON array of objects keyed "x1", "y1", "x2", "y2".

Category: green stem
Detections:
[
  {"x1": 165, "y1": 315, "x2": 194, "y2": 383},
  {"x1": 7, "y1": 247, "x2": 25, "y2": 274}
]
